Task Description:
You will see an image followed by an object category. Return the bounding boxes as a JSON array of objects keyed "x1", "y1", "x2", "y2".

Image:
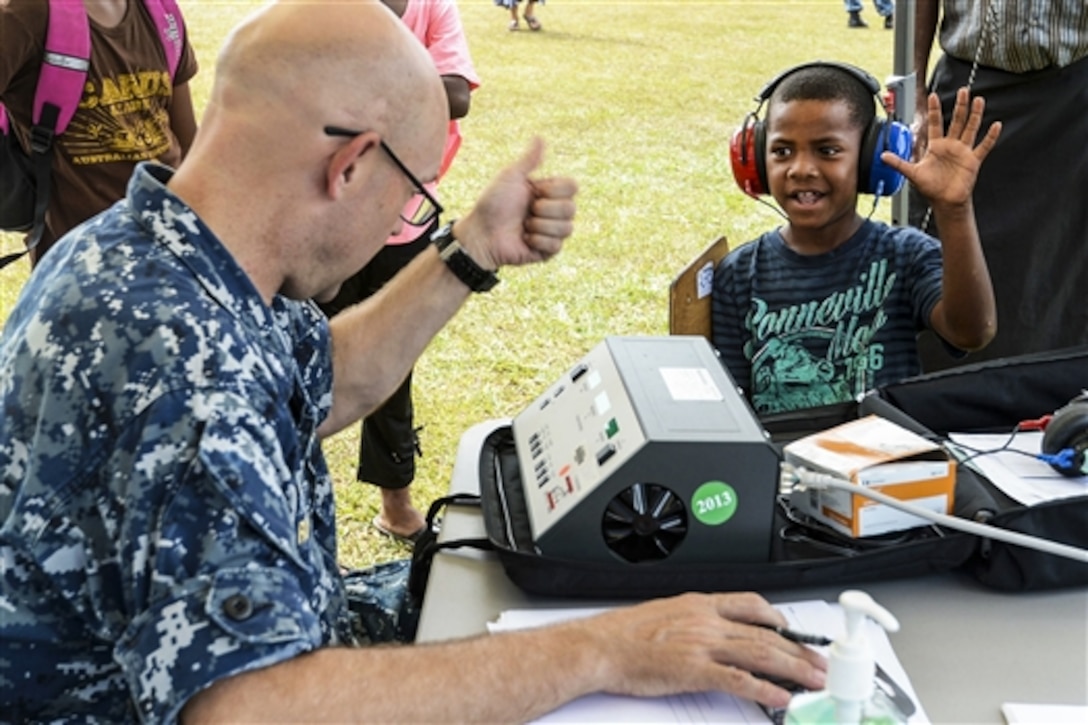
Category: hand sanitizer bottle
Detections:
[{"x1": 784, "y1": 590, "x2": 908, "y2": 725}]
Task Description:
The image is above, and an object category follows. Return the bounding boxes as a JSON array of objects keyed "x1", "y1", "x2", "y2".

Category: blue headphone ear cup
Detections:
[
  {"x1": 858, "y1": 119, "x2": 880, "y2": 194},
  {"x1": 865, "y1": 120, "x2": 912, "y2": 196}
]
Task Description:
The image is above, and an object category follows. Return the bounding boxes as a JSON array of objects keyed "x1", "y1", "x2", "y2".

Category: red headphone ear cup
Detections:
[{"x1": 730, "y1": 120, "x2": 766, "y2": 197}]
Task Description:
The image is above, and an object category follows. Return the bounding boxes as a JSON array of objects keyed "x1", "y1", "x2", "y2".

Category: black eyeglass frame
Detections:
[{"x1": 324, "y1": 125, "x2": 444, "y2": 227}]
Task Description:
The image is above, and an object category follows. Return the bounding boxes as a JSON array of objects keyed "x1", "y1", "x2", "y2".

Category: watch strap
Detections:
[{"x1": 431, "y1": 222, "x2": 499, "y2": 293}]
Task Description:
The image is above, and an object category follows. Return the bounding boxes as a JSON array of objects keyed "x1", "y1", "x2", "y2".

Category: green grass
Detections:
[{"x1": 0, "y1": 0, "x2": 899, "y2": 567}]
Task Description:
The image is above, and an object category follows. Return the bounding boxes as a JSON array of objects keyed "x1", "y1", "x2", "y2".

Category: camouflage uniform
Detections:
[{"x1": 0, "y1": 163, "x2": 413, "y2": 723}]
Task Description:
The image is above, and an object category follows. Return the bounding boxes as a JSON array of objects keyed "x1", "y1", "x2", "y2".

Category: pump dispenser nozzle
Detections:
[
  {"x1": 828, "y1": 591, "x2": 900, "y2": 723},
  {"x1": 785, "y1": 590, "x2": 908, "y2": 725}
]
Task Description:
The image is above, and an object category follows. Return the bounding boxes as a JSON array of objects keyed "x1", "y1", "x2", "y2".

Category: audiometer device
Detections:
[{"x1": 509, "y1": 335, "x2": 781, "y2": 565}]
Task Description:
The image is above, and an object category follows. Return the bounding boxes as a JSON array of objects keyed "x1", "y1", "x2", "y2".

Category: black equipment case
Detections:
[{"x1": 412, "y1": 346, "x2": 1088, "y2": 601}]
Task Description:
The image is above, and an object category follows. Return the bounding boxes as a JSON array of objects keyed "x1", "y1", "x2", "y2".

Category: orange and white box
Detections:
[{"x1": 784, "y1": 415, "x2": 956, "y2": 538}]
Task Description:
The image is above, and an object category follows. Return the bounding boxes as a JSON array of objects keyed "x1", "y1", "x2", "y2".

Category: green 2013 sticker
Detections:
[{"x1": 691, "y1": 481, "x2": 738, "y2": 526}]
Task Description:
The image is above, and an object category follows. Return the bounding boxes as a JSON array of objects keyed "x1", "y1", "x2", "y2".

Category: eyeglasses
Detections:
[{"x1": 324, "y1": 125, "x2": 444, "y2": 227}]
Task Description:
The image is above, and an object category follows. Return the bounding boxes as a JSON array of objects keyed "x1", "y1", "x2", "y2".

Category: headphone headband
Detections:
[{"x1": 757, "y1": 60, "x2": 881, "y2": 103}]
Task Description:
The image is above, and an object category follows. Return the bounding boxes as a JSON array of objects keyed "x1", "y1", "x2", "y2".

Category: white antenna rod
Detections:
[{"x1": 781, "y1": 463, "x2": 1088, "y2": 564}]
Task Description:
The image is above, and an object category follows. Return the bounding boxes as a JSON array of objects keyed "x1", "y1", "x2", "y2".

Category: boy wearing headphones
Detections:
[{"x1": 712, "y1": 62, "x2": 1000, "y2": 416}]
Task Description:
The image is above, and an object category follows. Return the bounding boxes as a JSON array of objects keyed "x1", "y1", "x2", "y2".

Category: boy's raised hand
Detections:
[{"x1": 882, "y1": 87, "x2": 1002, "y2": 210}]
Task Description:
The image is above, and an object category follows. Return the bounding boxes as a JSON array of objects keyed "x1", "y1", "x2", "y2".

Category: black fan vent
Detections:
[{"x1": 601, "y1": 482, "x2": 688, "y2": 563}]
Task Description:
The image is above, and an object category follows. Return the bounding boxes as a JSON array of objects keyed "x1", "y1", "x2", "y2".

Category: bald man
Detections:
[{"x1": 0, "y1": 1, "x2": 826, "y2": 721}]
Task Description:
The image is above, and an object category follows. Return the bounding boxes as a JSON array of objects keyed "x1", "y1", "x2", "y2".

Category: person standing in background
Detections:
[
  {"x1": 0, "y1": 0, "x2": 198, "y2": 266},
  {"x1": 317, "y1": 0, "x2": 480, "y2": 545},
  {"x1": 845, "y1": 0, "x2": 895, "y2": 29},
  {"x1": 909, "y1": 0, "x2": 1088, "y2": 370},
  {"x1": 497, "y1": 0, "x2": 542, "y2": 31}
]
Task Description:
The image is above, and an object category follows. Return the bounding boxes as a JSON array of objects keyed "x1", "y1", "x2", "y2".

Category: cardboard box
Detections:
[{"x1": 784, "y1": 414, "x2": 956, "y2": 538}]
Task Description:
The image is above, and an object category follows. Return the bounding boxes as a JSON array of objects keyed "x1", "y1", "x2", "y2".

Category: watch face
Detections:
[{"x1": 431, "y1": 223, "x2": 454, "y2": 249}]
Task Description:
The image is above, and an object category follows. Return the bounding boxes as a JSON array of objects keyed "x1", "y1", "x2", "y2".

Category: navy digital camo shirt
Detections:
[{"x1": 0, "y1": 164, "x2": 353, "y2": 722}]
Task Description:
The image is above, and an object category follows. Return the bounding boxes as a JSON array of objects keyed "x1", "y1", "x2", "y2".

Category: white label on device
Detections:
[{"x1": 659, "y1": 367, "x2": 723, "y2": 401}]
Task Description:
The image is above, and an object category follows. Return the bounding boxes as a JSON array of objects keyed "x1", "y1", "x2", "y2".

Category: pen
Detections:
[{"x1": 757, "y1": 623, "x2": 833, "y2": 647}]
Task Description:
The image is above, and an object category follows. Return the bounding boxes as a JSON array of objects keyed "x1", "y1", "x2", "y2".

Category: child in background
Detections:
[
  {"x1": 712, "y1": 62, "x2": 1000, "y2": 416},
  {"x1": 318, "y1": 0, "x2": 480, "y2": 544},
  {"x1": 844, "y1": 0, "x2": 895, "y2": 29},
  {"x1": 496, "y1": 0, "x2": 543, "y2": 31},
  {"x1": 0, "y1": 0, "x2": 198, "y2": 267}
]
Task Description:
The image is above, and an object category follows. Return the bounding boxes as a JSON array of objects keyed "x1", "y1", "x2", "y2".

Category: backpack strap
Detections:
[
  {"x1": 2, "y1": 0, "x2": 92, "y2": 257},
  {"x1": 35, "y1": 0, "x2": 92, "y2": 134},
  {"x1": 142, "y1": 0, "x2": 185, "y2": 80},
  {"x1": 1, "y1": 0, "x2": 184, "y2": 266},
  {"x1": 406, "y1": 493, "x2": 492, "y2": 605}
]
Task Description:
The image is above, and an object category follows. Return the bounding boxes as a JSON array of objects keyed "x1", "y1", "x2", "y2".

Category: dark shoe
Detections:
[
  {"x1": 848, "y1": 11, "x2": 868, "y2": 28},
  {"x1": 884, "y1": 14, "x2": 894, "y2": 29}
]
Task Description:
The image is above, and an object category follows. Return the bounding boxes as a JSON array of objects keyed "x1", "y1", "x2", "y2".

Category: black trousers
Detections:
[
  {"x1": 909, "y1": 54, "x2": 1088, "y2": 372},
  {"x1": 319, "y1": 222, "x2": 438, "y2": 489}
]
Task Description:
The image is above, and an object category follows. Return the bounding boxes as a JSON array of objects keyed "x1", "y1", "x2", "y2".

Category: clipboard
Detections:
[{"x1": 668, "y1": 236, "x2": 730, "y2": 338}]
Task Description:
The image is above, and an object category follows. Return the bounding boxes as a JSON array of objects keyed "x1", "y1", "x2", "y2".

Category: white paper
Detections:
[
  {"x1": 489, "y1": 600, "x2": 929, "y2": 724},
  {"x1": 696, "y1": 260, "x2": 714, "y2": 300},
  {"x1": 1002, "y1": 702, "x2": 1088, "y2": 724},
  {"x1": 948, "y1": 431, "x2": 1087, "y2": 505}
]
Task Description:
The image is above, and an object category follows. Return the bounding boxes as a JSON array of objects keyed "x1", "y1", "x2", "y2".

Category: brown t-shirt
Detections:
[{"x1": 0, "y1": 0, "x2": 198, "y2": 262}]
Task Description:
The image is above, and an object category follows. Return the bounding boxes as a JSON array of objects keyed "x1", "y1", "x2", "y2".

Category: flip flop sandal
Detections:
[
  {"x1": 525, "y1": 15, "x2": 541, "y2": 31},
  {"x1": 508, "y1": 19, "x2": 519, "y2": 31},
  {"x1": 372, "y1": 515, "x2": 426, "y2": 545}
]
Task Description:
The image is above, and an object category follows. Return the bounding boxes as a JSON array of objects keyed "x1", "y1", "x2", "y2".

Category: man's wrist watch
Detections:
[{"x1": 431, "y1": 221, "x2": 499, "y2": 293}]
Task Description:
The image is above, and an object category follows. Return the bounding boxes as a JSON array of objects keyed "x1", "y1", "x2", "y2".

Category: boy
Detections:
[{"x1": 712, "y1": 62, "x2": 1000, "y2": 415}]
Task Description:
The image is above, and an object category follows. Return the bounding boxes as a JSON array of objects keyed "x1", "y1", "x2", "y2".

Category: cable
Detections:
[
  {"x1": 953, "y1": 424, "x2": 1035, "y2": 463},
  {"x1": 777, "y1": 496, "x2": 939, "y2": 557},
  {"x1": 780, "y1": 463, "x2": 1088, "y2": 564},
  {"x1": 945, "y1": 416, "x2": 1074, "y2": 469},
  {"x1": 865, "y1": 191, "x2": 881, "y2": 220},
  {"x1": 751, "y1": 192, "x2": 788, "y2": 221}
]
